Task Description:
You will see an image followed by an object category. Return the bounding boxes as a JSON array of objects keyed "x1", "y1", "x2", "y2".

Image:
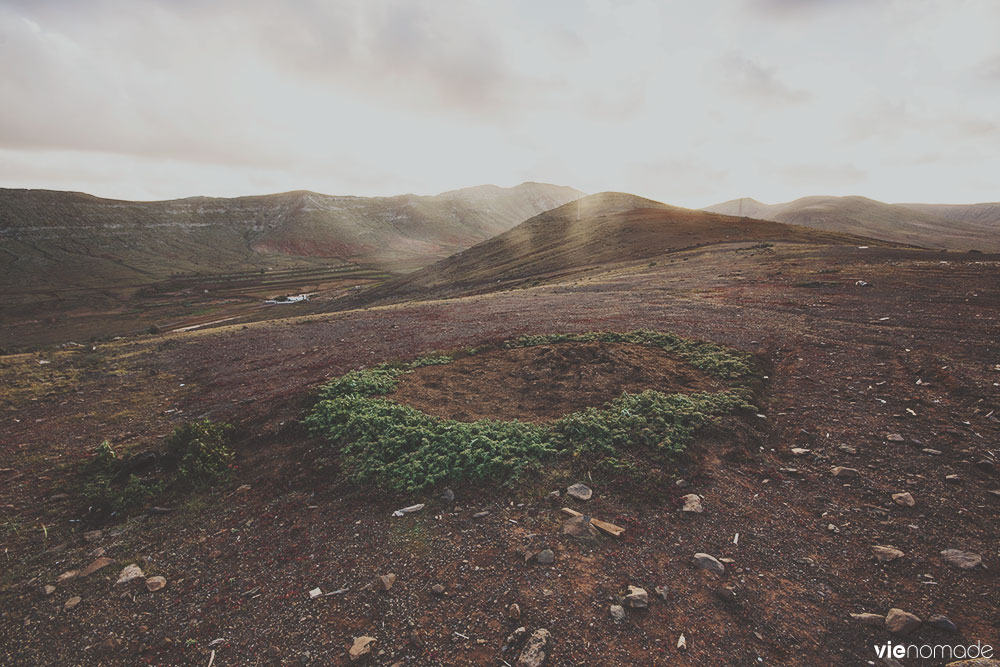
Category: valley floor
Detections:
[{"x1": 1, "y1": 242, "x2": 998, "y2": 665}]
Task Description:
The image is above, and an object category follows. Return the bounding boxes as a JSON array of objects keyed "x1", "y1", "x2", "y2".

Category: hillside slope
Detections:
[
  {"x1": 358, "y1": 192, "x2": 889, "y2": 304},
  {"x1": 703, "y1": 196, "x2": 1000, "y2": 251},
  {"x1": 0, "y1": 183, "x2": 583, "y2": 290}
]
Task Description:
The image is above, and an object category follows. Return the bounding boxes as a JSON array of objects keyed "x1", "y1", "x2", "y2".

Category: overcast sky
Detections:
[{"x1": 1, "y1": 0, "x2": 998, "y2": 206}]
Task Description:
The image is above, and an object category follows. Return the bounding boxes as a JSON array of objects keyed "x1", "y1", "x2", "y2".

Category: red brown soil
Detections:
[
  {"x1": 389, "y1": 341, "x2": 723, "y2": 422},
  {"x1": 1, "y1": 242, "x2": 998, "y2": 666}
]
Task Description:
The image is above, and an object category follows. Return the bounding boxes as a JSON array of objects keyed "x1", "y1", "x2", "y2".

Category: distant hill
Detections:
[
  {"x1": 358, "y1": 191, "x2": 887, "y2": 304},
  {"x1": 0, "y1": 182, "x2": 583, "y2": 290},
  {"x1": 703, "y1": 196, "x2": 1000, "y2": 251}
]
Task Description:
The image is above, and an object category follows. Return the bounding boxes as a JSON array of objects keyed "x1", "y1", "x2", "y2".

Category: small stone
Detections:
[
  {"x1": 609, "y1": 604, "x2": 626, "y2": 623},
  {"x1": 64, "y1": 596, "x2": 81, "y2": 610},
  {"x1": 654, "y1": 586, "x2": 669, "y2": 601},
  {"x1": 945, "y1": 474, "x2": 961, "y2": 483},
  {"x1": 675, "y1": 478, "x2": 689, "y2": 488},
  {"x1": 839, "y1": 444, "x2": 858, "y2": 455},
  {"x1": 680, "y1": 494, "x2": 704, "y2": 513},
  {"x1": 545, "y1": 491, "x2": 560, "y2": 501},
  {"x1": 566, "y1": 483, "x2": 592, "y2": 501},
  {"x1": 391, "y1": 504, "x2": 425, "y2": 517},
  {"x1": 928, "y1": 614, "x2": 957, "y2": 632},
  {"x1": 887, "y1": 433, "x2": 905, "y2": 442},
  {"x1": 923, "y1": 448, "x2": 942, "y2": 456},
  {"x1": 377, "y1": 573, "x2": 396, "y2": 591},
  {"x1": 693, "y1": 553, "x2": 725, "y2": 574},
  {"x1": 99, "y1": 636, "x2": 122, "y2": 651},
  {"x1": 440, "y1": 488, "x2": 455, "y2": 502},
  {"x1": 940, "y1": 549, "x2": 982, "y2": 569},
  {"x1": 516, "y1": 628, "x2": 551, "y2": 667},
  {"x1": 827, "y1": 523, "x2": 840, "y2": 533},
  {"x1": 624, "y1": 585, "x2": 648, "y2": 608},
  {"x1": 892, "y1": 492, "x2": 915, "y2": 507},
  {"x1": 507, "y1": 603, "x2": 521, "y2": 620},
  {"x1": 309, "y1": 587, "x2": 322, "y2": 599},
  {"x1": 348, "y1": 635, "x2": 376, "y2": 662},
  {"x1": 79, "y1": 557, "x2": 114, "y2": 577},
  {"x1": 57, "y1": 570, "x2": 79, "y2": 583},
  {"x1": 44, "y1": 585, "x2": 56, "y2": 596},
  {"x1": 561, "y1": 515, "x2": 599, "y2": 540},
  {"x1": 535, "y1": 549, "x2": 555, "y2": 565},
  {"x1": 82, "y1": 530, "x2": 103, "y2": 543},
  {"x1": 988, "y1": 489, "x2": 1000, "y2": 498},
  {"x1": 885, "y1": 608, "x2": 921, "y2": 635},
  {"x1": 88, "y1": 547, "x2": 106, "y2": 559},
  {"x1": 873, "y1": 545, "x2": 905, "y2": 562},
  {"x1": 473, "y1": 511, "x2": 490, "y2": 518},
  {"x1": 431, "y1": 583, "x2": 446, "y2": 596},
  {"x1": 851, "y1": 612, "x2": 886, "y2": 627},
  {"x1": 145, "y1": 576, "x2": 166, "y2": 592},
  {"x1": 116, "y1": 564, "x2": 145, "y2": 584},
  {"x1": 790, "y1": 448, "x2": 810, "y2": 456},
  {"x1": 503, "y1": 626, "x2": 527, "y2": 652},
  {"x1": 831, "y1": 466, "x2": 859, "y2": 478}
]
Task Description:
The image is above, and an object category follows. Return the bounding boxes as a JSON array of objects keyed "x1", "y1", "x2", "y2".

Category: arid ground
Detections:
[{"x1": 2, "y1": 241, "x2": 998, "y2": 665}]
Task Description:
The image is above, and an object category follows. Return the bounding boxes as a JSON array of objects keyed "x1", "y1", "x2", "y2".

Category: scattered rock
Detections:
[
  {"x1": 516, "y1": 628, "x2": 551, "y2": 667},
  {"x1": 145, "y1": 576, "x2": 166, "y2": 592},
  {"x1": 831, "y1": 466, "x2": 859, "y2": 479},
  {"x1": 99, "y1": 636, "x2": 122, "y2": 651},
  {"x1": 348, "y1": 635, "x2": 376, "y2": 662},
  {"x1": 79, "y1": 557, "x2": 114, "y2": 577},
  {"x1": 923, "y1": 448, "x2": 943, "y2": 456},
  {"x1": 82, "y1": 530, "x2": 102, "y2": 543},
  {"x1": 116, "y1": 564, "x2": 145, "y2": 584},
  {"x1": 839, "y1": 444, "x2": 858, "y2": 455},
  {"x1": 940, "y1": 549, "x2": 982, "y2": 569},
  {"x1": 680, "y1": 494, "x2": 704, "y2": 513},
  {"x1": 989, "y1": 489, "x2": 1000, "y2": 498},
  {"x1": 872, "y1": 545, "x2": 905, "y2": 562},
  {"x1": 887, "y1": 434, "x2": 905, "y2": 442},
  {"x1": 693, "y1": 553, "x2": 725, "y2": 574},
  {"x1": 928, "y1": 614, "x2": 957, "y2": 632},
  {"x1": 885, "y1": 608, "x2": 921, "y2": 635},
  {"x1": 440, "y1": 488, "x2": 455, "y2": 502},
  {"x1": 624, "y1": 585, "x2": 648, "y2": 608},
  {"x1": 545, "y1": 491, "x2": 560, "y2": 501},
  {"x1": 57, "y1": 570, "x2": 79, "y2": 583},
  {"x1": 566, "y1": 483, "x2": 592, "y2": 501},
  {"x1": 945, "y1": 474, "x2": 961, "y2": 483},
  {"x1": 827, "y1": 523, "x2": 840, "y2": 534},
  {"x1": 473, "y1": 511, "x2": 490, "y2": 519},
  {"x1": 507, "y1": 603, "x2": 521, "y2": 621},
  {"x1": 64, "y1": 596, "x2": 81, "y2": 610},
  {"x1": 377, "y1": 574, "x2": 396, "y2": 591},
  {"x1": 535, "y1": 549, "x2": 555, "y2": 565},
  {"x1": 430, "y1": 583, "x2": 446, "y2": 596},
  {"x1": 654, "y1": 586, "x2": 669, "y2": 601},
  {"x1": 609, "y1": 604, "x2": 626, "y2": 623},
  {"x1": 892, "y1": 492, "x2": 915, "y2": 507},
  {"x1": 677, "y1": 633, "x2": 687, "y2": 650},
  {"x1": 44, "y1": 585, "x2": 55, "y2": 596},
  {"x1": 392, "y1": 504, "x2": 425, "y2": 517},
  {"x1": 790, "y1": 447, "x2": 810, "y2": 456},
  {"x1": 88, "y1": 547, "x2": 105, "y2": 559},
  {"x1": 309, "y1": 587, "x2": 322, "y2": 599},
  {"x1": 561, "y1": 515, "x2": 599, "y2": 540},
  {"x1": 851, "y1": 612, "x2": 886, "y2": 627}
]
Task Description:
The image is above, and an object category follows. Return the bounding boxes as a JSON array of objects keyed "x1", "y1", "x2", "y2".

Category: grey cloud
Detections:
[{"x1": 718, "y1": 54, "x2": 811, "y2": 105}]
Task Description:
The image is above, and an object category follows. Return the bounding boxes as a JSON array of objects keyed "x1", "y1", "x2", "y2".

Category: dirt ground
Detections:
[
  {"x1": 390, "y1": 341, "x2": 724, "y2": 423},
  {"x1": 1, "y1": 241, "x2": 998, "y2": 666}
]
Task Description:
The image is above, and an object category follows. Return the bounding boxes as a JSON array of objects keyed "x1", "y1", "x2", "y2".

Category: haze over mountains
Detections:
[
  {"x1": 359, "y1": 192, "x2": 889, "y2": 305},
  {"x1": 703, "y1": 196, "x2": 1000, "y2": 252},
  {"x1": 0, "y1": 182, "x2": 583, "y2": 290}
]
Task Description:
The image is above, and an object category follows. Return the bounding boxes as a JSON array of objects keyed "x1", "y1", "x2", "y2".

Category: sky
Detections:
[{"x1": 1, "y1": 0, "x2": 999, "y2": 207}]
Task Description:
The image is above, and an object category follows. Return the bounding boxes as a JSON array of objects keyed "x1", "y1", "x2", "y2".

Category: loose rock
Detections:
[
  {"x1": 885, "y1": 608, "x2": 921, "y2": 635},
  {"x1": 693, "y1": 553, "x2": 725, "y2": 574},
  {"x1": 116, "y1": 564, "x2": 145, "y2": 584},
  {"x1": 624, "y1": 585, "x2": 648, "y2": 608},
  {"x1": 680, "y1": 494, "x2": 704, "y2": 513},
  {"x1": 566, "y1": 483, "x2": 593, "y2": 501},
  {"x1": 831, "y1": 466, "x2": 859, "y2": 478},
  {"x1": 850, "y1": 612, "x2": 885, "y2": 627},
  {"x1": 392, "y1": 504, "x2": 425, "y2": 517},
  {"x1": 535, "y1": 549, "x2": 555, "y2": 565},
  {"x1": 377, "y1": 573, "x2": 396, "y2": 591},
  {"x1": 610, "y1": 604, "x2": 626, "y2": 623},
  {"x1": 440, "y1": 488, "x2": 455, "y2": 502},
  {"x1": 64, "y1": 596, "x2": 81, "y2": 610},
  {"x1": 145, "y1": 576, "x2": 166, "y2": 592},
  {"x1": 348, "y1": 635, "x2": 376, "y2": 662},
  {"x1": 507, "y1": 603, "x2": 521, "y2": 621},
  {"x1": 790, "y1": 447, "x2": 810, "y2": 456},
  {"x1": 928, "y1": 614, "x2": 957, "y2": 632},
  {"x1": 892, "y1": 492, "x2": 915, "y2": 507},
  {"x1": 44, "y1": 585, "x2": 55, "y2": 596},
  {"x1": 941, "y1": 549, "x2": 982, "y2": 569},
  {"x1": 82, "y1": 530, "x2": 102, "y2": 543},
  {"x1": 431, "y1": 583, "x2": 446, "y2": 596},
  {"x1": 79, "y1": 557, "x2": 114, "y2": 577},
  {"x1": 562, "y1": 515, "x2": 599, "y2": 540},
  {"x1": 872, "y1": 545, "x2": 905, "y2": 562},
  {"x1": 517, "y1": 628, "x2": 551, "y2": 667}
]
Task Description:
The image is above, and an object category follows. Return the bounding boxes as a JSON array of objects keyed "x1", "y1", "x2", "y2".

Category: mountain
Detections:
[
  {"x1": 0, "y1": 182, "x2": 584, "y2": 290},
  {"x1": 702, "y1": 196, "x2": 1000, "y2": 251},
  {"x1": 357, "y1": 191, "x2": 887, "y2": 305}
]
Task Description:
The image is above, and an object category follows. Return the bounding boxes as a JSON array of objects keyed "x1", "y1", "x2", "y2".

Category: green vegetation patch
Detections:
[{"x1": 306, "y1": 330, "x2": 756, "y2": 493}]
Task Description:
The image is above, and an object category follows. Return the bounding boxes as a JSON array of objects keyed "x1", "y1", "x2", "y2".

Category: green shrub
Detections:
[
  {"x1": 166, "y1": 419, "x2": 235, "y2": 489},
  {"x1": 409, "y1": 354, "x2": 454, "y2": 368},
  {"x1": 306, "y1": 331, "x2": 757, "y2": 492},
  {"x1": 81, "y1": 442, "x2": 165, "y2": 513}
]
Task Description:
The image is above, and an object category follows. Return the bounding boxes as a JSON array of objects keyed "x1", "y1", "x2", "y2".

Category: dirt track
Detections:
[{"x1": 2, "y1": 241, "x2": 998, "y2": 665}]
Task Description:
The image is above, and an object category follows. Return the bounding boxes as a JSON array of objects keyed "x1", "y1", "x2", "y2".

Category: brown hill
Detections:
[
  {"x1": 703, "y1": 196, "x2": 1000, "y2": 251},
  {"x1": 359, "y1": 191, "x2": 893, "y2": 304},
  {"x1": 0, "y1": 182, "x2": 583, "y2": 291}
]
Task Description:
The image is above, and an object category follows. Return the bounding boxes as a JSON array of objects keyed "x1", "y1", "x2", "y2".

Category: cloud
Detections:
[{"x1": 717, "y1": 54, "x2": 811, "y2": 105}]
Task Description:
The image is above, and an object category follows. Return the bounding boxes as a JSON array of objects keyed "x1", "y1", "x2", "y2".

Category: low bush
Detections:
[{"x1": 166, "y1": 419, "x2": 235, "y2": 489}]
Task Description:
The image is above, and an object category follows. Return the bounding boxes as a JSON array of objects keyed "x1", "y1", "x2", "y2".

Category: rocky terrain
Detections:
[{"x1": 1, "y1": 214, "x2": 997, "y2": 664}]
